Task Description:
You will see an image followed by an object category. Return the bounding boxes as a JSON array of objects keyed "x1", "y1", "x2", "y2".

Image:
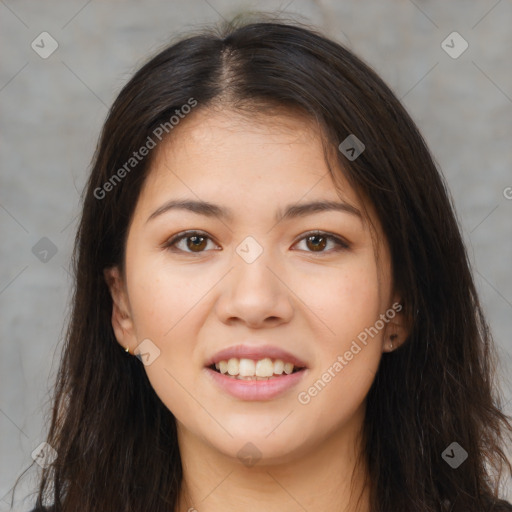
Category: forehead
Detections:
[{"x1": 142, "y1": 107, "x2": 361, "y2": 210}]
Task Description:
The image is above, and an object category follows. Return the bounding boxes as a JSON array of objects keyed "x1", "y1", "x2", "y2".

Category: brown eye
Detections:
[
  {"x1": 185, "y1": 235, "x2": 208, "y2": 252},
  {"x1": 305, "y1": 234, "x2": 327, "y2": 252},
  {"x1": 294, "y1": 231, "x2": 349, "y2": 254},
  {"x1": 164, "y1": 230, "x2": 349, "y2": 256},
  {"x1": 164, "y1": 231, "x2": 218, "y2": 254}
]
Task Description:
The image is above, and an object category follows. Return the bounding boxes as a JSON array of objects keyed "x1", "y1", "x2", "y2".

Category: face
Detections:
[{"x1": 105, "y1": 108, "x2": 408, "y2": 465}]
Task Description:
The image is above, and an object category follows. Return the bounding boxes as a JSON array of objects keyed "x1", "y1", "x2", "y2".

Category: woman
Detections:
[{"x1": 16, "y1": 15, "x2": 511, "y2": 512}]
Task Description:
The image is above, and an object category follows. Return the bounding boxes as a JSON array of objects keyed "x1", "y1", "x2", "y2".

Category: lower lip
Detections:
[{"x1": 204, "y1": 367, "x2": 308, "y2": 401}]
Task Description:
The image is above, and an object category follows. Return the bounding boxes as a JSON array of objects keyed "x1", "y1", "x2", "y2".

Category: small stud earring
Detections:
[
  {"x1": 125, "y1": 346, "x2": 130, "y2": 354},
  {"x1": 389, "y1": 334, "x2": 398, "y2": 351}
]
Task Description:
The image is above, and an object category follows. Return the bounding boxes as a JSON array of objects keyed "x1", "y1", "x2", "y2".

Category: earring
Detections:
[
  {"x1": 125, "y1": 345, "x2": 130, "y2": 354},
  {"x1": 389, "y1": 334, "x2": 398, "y2": 351}
]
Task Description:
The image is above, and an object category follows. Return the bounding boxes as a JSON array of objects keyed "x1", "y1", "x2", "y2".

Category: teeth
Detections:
[
  {"x1": 212, "y1": 357, "x2": 302, "y2": 378},
  {"x1": 219, "y1": 360, "x2": 228, "y2": 374},
  {"x1": 255, "y1": 358, "x2": 274, "y2": 377},
  {"x1": 274, "y1": 359, "x2": 284, "y2": 375},
  {"x1": 227, "y1": 358, "x2": 238, "y2": 376},
  {"x1": 284, "y1": 362, "x2": 294, "y2": 375},
  {"x1": 239, "y1": 358, "x2": 256, "y2": 377}
]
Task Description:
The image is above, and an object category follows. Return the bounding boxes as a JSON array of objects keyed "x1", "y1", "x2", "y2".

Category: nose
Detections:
[{"x1": 215, "y1": 251, "x2": 294, "y2": 329}]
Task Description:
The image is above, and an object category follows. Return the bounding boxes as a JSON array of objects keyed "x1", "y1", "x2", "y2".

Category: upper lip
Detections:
[{"x1": 205, "y1": 344, "x2": 308, "y2": 369}]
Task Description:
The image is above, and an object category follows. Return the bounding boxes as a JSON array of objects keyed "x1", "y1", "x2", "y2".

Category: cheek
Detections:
[
  {"x1": 294, "y1": 253, "x2": 384, "y2": 413},
  {"x1": 299, "y1": 251, "x2": 383, "y2": 352},
  {"x1": 124, "y1": 246, "x2": 217, "y2": 399},
  {"x1": 124, "y1": 261, "x2": 206, "y2": 420},
  {"x1": 126, "y1": 250, "x2": 206, "y2": 340}
]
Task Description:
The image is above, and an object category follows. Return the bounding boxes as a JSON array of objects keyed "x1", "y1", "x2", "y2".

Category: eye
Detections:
[
  {"x1": 162, "y1": 230, "x2": 219, "y2": 254},
  {"x1": 162, "y1": 230, "x2": 350, "y2": 255},
  {"x1": 293, "y1": 231, "x2": 350, "y2": 254}
]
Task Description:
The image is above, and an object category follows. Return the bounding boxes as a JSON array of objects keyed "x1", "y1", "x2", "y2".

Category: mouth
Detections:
[{"x1": 207, "y1": 357, "x2": 306, "y2": 380}]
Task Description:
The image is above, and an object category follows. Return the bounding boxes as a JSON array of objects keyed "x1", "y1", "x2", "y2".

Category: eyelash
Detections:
[{"x1": 162, "y1": 230, "x2": 350, "y2": 256}]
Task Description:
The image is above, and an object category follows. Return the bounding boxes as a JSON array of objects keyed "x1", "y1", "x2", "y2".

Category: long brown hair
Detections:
[{"x1": 12, "y1": 14, "x2": 512, "y2": 512}]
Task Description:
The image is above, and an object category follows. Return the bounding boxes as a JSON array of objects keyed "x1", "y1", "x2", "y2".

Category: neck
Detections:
[{"x1": 175, "y1": 407, "x2": 371, "y2": 512}]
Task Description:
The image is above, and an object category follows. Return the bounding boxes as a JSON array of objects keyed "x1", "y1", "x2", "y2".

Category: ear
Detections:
[
  {"x1": 103, "y1": 266, "x2": 137, "y2": 352},
  {"x1": 382, "y1": 294, "x2": 412, "y2": 353}
]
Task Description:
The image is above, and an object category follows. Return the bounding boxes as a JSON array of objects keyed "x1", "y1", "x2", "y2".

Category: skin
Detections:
[{"x1": 105, "y1": 108, "x2": 410, "y2": 512}]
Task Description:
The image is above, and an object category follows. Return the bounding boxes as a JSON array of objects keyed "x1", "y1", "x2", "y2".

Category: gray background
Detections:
[{"x1": 1, "y1": 0, "x2": 511, "y2": 509}]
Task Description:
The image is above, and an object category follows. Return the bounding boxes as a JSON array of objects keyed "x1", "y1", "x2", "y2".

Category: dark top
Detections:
[
  {"x1": 29, "y1": 499, "x2": 512, "y2": 511},
  {"x1": 493, "y1": 500, "x2": 512, "y2": 511}
]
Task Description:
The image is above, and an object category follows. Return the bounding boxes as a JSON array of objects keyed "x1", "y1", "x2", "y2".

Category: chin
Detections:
[{"x1": 198, "y1": 416, "x2": 317, "y2": 465}]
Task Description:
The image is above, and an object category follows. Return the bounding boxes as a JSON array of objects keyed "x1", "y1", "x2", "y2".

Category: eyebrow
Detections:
[{"x1": 146, "y1": 198, "x2": 362, "y2": 224}]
